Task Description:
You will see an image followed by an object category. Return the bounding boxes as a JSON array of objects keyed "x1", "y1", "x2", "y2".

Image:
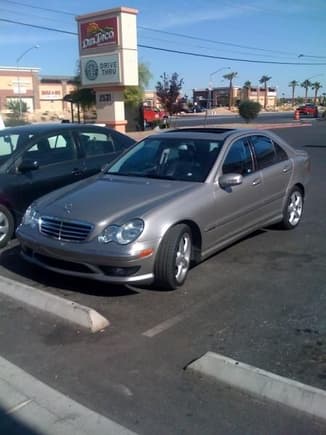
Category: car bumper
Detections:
[{"x1": 16, "y1": 227, "x2": 159, "y2": 285}]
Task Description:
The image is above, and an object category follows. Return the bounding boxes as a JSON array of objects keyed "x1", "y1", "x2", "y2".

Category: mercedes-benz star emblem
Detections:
[{"x1": 64, "y1": 203, "x2": 72, "y2": 214}]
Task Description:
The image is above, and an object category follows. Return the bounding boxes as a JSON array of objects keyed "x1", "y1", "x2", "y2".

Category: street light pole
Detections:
[
  {"x1": 16, "y1": 44, "x2": 39, "y2": 118},
  {"x1": 208, "y1": 67, "x2": 230, "y2": 109}
]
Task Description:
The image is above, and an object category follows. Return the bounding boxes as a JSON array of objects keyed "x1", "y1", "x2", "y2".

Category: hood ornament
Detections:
[{"x1": 64, "y1": 203, "x2": 73, "y2": 214}]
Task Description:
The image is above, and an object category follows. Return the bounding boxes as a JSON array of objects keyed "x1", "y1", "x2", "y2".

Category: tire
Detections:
[
  {"x1": 154, "y1": 224, "x2": 192, "y2": 290},
  {"x1": 0, "y1": 205, "x2": 14, "y2": 248},
  {"x1": 279, "y1": 187, "x2": 304, "y2": 230}
]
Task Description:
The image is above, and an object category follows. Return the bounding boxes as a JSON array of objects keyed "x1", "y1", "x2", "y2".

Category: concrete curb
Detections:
[
  {"x1": 187, "y1": 351, "x2": 326, "y2": 421},
  {"x1": 0, "y1": 275, "x2": 109, "y2": 333},
  {"x1": 0, "y1": 355, "x2": 137, "y2": 434}
]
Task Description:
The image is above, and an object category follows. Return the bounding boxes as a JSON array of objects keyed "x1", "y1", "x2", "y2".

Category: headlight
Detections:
[
  {"x1": 98, "y1": 219, "x2": 144, "y2": 245},
  {"x1": 22, "y1": 204, "x2": 40, "y2": 228}
]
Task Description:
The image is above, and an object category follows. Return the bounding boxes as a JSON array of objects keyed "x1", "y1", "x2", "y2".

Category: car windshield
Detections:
[
  {"x1": 106, "y1": 137, "x2": 223, "y2": 182},
  {"x1": 0, "y1": 130, "x2": 34, "y2": 164}
]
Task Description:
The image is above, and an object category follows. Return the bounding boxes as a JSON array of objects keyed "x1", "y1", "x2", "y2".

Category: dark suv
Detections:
[
  {"x1": 297, "y1": 104, "x2": 318, "y2": 117},
  {"x1": 0, "y1": 123, "x2": 135, "y2": 247}
]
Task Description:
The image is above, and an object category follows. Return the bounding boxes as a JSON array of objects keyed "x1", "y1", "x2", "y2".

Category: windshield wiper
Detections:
[
  {"x1": 145, "y1": 173, "x2": 176, "y2": 180},
  {"x1": 106, "y1": 171, "x2": 145, "y2": 177}
]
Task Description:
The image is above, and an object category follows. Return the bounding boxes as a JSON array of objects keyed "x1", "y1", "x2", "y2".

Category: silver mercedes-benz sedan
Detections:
[{"x1": 16, "y1": 128, "x2": 310, "y2": 290}]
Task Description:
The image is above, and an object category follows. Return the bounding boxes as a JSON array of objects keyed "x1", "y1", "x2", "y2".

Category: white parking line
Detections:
[
  {"x1": 5, "y1": 399, "x2": 32, "y2": 415},
  {"x1": 142, "y1": 313, "x2": 185, "y2": 337},
  {"x1": 142, "y1": 291, "x2": 225, "y2": 338}
]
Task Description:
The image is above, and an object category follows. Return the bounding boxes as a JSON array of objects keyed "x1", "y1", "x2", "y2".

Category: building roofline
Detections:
[
  {"x1": 0, "y1": 66, "x2": 40, "y2": 72},
  {"x1": 40, "y1": 75, "x2": 76, "y2": 81}
]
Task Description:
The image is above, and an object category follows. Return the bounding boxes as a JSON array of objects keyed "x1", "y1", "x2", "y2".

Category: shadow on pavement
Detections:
[
  {"x1": 0, "y1": 244, "x2": 138, "y2": 298},
  {"x1": 0, "y1": 405, "x2": 42, "y2": 435}
]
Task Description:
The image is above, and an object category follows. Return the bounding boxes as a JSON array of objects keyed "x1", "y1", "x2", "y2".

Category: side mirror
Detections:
[
  {"x1": 101, "y1": 163, "x2": 110, "y2": 172},
  {"x1": 218, "y1": 173, "x2": 243, "y2": 188},
  {"x1": 18, "y1": 159, "x2": 39, "y2": 173}
]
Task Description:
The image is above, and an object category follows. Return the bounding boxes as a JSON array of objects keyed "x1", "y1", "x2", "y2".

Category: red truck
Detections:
[
  {"x1": 296, "y1": 104, "x2": 318, "y2": 117},
  {"x1": 143, "y1": 106, "x2": 168, "y2": 128}
]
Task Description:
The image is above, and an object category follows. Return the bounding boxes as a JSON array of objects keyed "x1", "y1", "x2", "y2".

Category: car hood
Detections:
[{"x1": 37, "y1": 175, "x2": 197, "y2": 225}]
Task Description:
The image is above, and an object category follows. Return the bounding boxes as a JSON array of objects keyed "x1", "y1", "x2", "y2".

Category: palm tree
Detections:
[
  {"x1": 301, "y1": 80, "x2": 312, "y2": 103},
  {"x1": 259, "y1": 75, "x2": 272, "y2": 109},
  {"x1": 311, "y1": 81, "x2": 322, "y2": 104},
  {"x1": 288, "y1": 80, "x2": 299, "y2": 106},
  {"x1": 243, "y1": 80, "x2": 252, "y2": 101},
  {"x1": 223, "y1": 72, "x2": 238, "y2": 110}
]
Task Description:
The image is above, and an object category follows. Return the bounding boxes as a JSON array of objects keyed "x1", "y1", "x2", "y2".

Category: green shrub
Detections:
[
  {"x1": 4, "y1": 117, "x2": 29, "y2": 127},
  {"x1": 238, "y1": 101, "x2": 261, "y2": 123}
]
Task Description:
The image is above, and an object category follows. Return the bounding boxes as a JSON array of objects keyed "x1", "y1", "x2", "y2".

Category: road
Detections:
[
  {"x1": 169, "y1": 110, "x2": 298, "y2": 128},
  {"x1": 0, "y1": 122, "x2": 325, "y2": 434}
]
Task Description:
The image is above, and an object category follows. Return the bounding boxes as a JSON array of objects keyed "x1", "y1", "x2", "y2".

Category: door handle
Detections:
[
  {"x1": 252, "y1": 178, "x2": 261, "y2": 186},
  {"x1": 72, "y1": 168, "x2": 83, "y2": 176},
  {"x1": 282, "y1": 165, "x2": 291, "y2": 173}
]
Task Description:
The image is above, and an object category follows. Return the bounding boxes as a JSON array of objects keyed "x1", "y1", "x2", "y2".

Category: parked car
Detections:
[
  {"x1": 0, "y1": 123, "x2": 135, "y2": 247},
  {"x1": 17, "y1": 128, "x2": 310, "y2": 290},
  {"x1": 192, "y1": 105, "x2": 204, "y2": 113},
  {"x1": 296, "y1": 104, "x2": 318, "y2": 117}
]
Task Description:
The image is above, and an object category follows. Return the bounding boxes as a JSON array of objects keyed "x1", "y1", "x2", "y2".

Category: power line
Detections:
[
  {"x1": 0, "y1": 18, "x2": 76, "y2": 35},
  {"x1": 138, "y1": 45, "x2": 326, "y2": 66},
  {"x1": 139, "y1": 35, "x2": 297, "y2": 60},
  {"x1": 138, "y1": 26, "x2": 297, "y2": 57},
  {"x1": 1, "y1": 17, "x2": 325, "y2": 66},
  {"x1": 2, "y1": 1, "x2": 325, "y2": 60},
  {"x1": 138, "y1": 44, "x2": 326, "y2": 65},
  {"x1": 2, "y1": 0, "x2": 75, "y2": 16}
]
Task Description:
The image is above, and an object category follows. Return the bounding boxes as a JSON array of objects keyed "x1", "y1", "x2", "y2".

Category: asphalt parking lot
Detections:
[{"x1": 0, "y1": 122, "x2": 325, "y2": 434}]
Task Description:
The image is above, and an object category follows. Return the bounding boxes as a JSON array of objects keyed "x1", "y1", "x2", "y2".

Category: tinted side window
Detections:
[
  {"x1": 23, "y1": 134, "x2": 76, "y2": 166},
  {"x1": 274, "y1": 142, "x2": 288, "y2": 162},
  {"x1": 79, "y1": 131, "x2": 115, "y2": 156},
  {"x1": 251, "y1": 135, "x2": 276, "y2": 169},
  {"x1": 222, "y1": 139, "x2": 253, "y2": 176},
  {"x1": 110, "y1": 131, "x2": 135, "y2": 152}
]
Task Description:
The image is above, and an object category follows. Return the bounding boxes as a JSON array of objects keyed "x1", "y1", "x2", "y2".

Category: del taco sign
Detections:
[{"x1": 80, "y1": 17, "x2": 118, "y2": 50}]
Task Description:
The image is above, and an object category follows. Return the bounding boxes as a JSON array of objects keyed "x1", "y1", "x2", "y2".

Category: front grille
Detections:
[{"x1": 39, "y1": 216, "x2": 93, "y2": 242}]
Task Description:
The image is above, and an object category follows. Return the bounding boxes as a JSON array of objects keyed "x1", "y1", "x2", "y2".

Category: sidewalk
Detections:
[{"x1": 0, "y1": 356, "x2": 137, "y2": 435}]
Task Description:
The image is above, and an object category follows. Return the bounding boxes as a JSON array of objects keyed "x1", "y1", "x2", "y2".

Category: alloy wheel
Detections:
[
  {"x1": 175, "y1": 232, "x2": 191, "y2": 283},
  {"x1": 288, "y1": 191, "x2": 303, "y2": 226}
]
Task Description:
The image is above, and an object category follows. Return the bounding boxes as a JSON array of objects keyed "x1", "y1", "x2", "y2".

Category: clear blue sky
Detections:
[{"x1": 0, "y1": 0, "x2": 325, "y2": 98}]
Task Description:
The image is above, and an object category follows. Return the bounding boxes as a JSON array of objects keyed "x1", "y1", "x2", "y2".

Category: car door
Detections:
[
  {"x1": 76, "y1": 127, "x2": 134, "y2": 178},
  {"x1": 8, "y1": 131, "x2": 84, "y2": 217},
  {"x1": 204, "y1": 137, "x2": 265, "y2": 250},
  {"x1": 249, "y1": 135, "x2": 292, "y2": 220}
]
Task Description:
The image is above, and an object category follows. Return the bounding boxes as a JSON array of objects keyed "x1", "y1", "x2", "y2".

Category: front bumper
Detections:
[{"x1": 16, "y1": 227, "x2": 159, "y2": 285}]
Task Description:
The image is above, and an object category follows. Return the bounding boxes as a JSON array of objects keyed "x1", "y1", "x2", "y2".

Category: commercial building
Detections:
[
  {"x1": 0, "y1": 66, "x2": 77, "y2": 120},
  {"x1": 193, "y1": 87, "x2": 240, "y2": 109},
  {"x1": 193, "y1": 85, "x2": 277, "y2": 109}
]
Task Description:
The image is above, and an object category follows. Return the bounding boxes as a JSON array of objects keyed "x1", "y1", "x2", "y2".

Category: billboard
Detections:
[
  {"x1": 81, "y1": 53, "x2": 120, "y2": 86},
  {"x1": 79, "y1": 17, "x2": 118, "y2": 50}
]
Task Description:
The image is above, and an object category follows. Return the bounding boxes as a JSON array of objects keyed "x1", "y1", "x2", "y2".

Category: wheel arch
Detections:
[
  {"x1": 0, "y1": 199, "x2": 17, "y2": 227},
  {"x1": 293, "y1": 183, "x2": 305, "y2": 198},
  {"x1": 158, "y1": 219, "x2": 202, "y2": 265}
]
